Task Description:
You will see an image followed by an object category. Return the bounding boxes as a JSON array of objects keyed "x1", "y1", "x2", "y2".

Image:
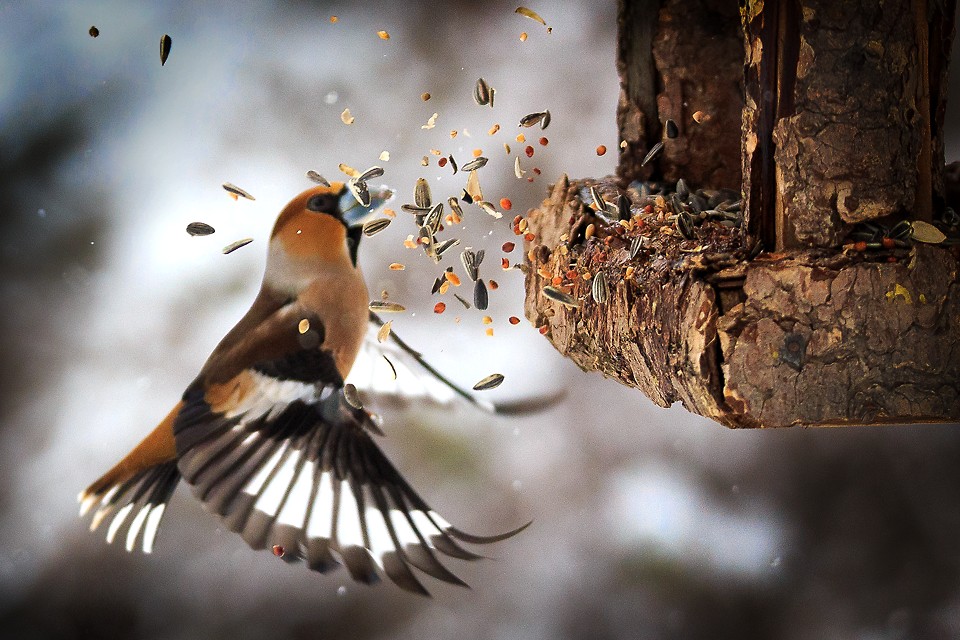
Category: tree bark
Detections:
[{"x1": 522, "y1": 0, "x2": 960, "y2": 428}]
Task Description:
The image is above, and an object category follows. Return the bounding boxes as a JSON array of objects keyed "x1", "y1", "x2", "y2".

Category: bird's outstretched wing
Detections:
[{"x1": 173, "y1": 304, "x2": 528, "y2": 595}]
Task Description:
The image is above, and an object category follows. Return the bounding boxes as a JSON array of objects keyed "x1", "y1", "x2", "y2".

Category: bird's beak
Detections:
[{"x1": 340, "y1": 184, "x2": 395, "y2": 226}]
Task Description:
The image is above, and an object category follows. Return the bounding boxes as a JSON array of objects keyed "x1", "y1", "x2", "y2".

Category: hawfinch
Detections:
[{"x1": 78, "y1": 183, "x2": 527, "y2": 595}]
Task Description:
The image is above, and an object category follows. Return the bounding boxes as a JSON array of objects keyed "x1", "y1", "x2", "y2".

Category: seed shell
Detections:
[
  {"x1": 414, "y1": 178, "x2": 432, "y2": 208},
  {"x1": 186, "y1": 222, "x2": 215, "y2": 236},
  {"x1": 340, "y1": 108, "x2": 355, "y2": 125},
  {"x1": 306, "y1": 171, "x2": 330, "y2": 186},
  {"x1": 514, "y1": 156, "x2": 525, "y2": 178},
  {"x1": 474, "y1": 78, "x2": 491, "y2": 106},
  {"x1": 541, "y1": 110, "x2": 551, "y2": 130},
  {"x1": 222, "y1": 182, "x2": 255, "y2": 200},
  {"x1": 474, "y1": 279, "x2": 489, "y2": 310},
  {"x1": 160, "y1": 34, "x2": 172, "y2": 65},
  {"x1": 377, "y1": 320, "x2": 392, "y2": 343},
  {"x1": 358, "y1": 166, "x2": 385, "y2": 182},
  {"x1": 362, "y1": 218, "x2": 391, "y2": 236},
  {"x1": 515, "y1": 6, "x2": 546, "y2": 25},
  {"x1": 343, "y1": 383, "x2": 363, "y2": 409},
  {"x1": 461, "y1": 156, "x2": 488, "y2": 172},
  {"x1": 369, "y1": 301, "x2": 406, "y2": 313},
  {"x1": 222, "y1": 238, "x2": 253, "y2": 254},
  {"x1": 665, "y1": 119, "x2": 679, "y2": 139},
  {"x1": 348, "y1": 178, "x2": 371, "y2": 207},
  {"x1": 543, "y1": 285, "x2": 579, "y2": 308},
  {"x1": 641, "y1": 141, "x2": 664, "y2": 167},
  {"x1": 447, "y1": 197, "x2": 464, "y2": 218},
  {"x1": 519, "y1": 112, "x2": 547, "y2": 128},
  {"x1": 472, "y1": 373, "x2": 505, "y2": 391},
  {"x1": 478, "y1": 200, "x2": 501, "y2": 219}
]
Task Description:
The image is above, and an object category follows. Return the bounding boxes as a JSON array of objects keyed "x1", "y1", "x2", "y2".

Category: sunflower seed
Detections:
[
  {"x1": 306, "y1": 171, "x2": 330, "y2": 186},
  {"x1": 362, "y1": 218, "x2": 391, "y2": 236},
  {"x1": 519, "y1": 112, "x2": 547, "y2": 128},
  {"x1": 591, "y1": 271, "x2": 608, "y2": 304},
  {"x1": 911, "y1": 220, "x2": 947, "y2": 244},
  {"x1": 377, "y1": 320, "x2": 392, "y2": 343},
  {"x1": 472, "y1": 373, "x2": 505, "y2": 391},
  {"x1": 461, "y1": 156, "x2": 488, "y2": 172},
  {"x1": 474, "y1": 279, "x2": 489, "y2": 310},
  {"x1": 629, "y1": 236, "x2": 644, "y2": 259},
  {"x1": 543, "y1": 286, "x2": 579, "y2": 308},
  {"x1": 222, "y1": 238, "x2": 253, "y2": 254},
  {"x1": 401, "y1": 204, "x2": 431, "y2": 214},
  {"x1": 454, "y1": 294, "x2": 471, "y2": 309},
  {"x1": 222, "y1": 182, "x2": 255, "y2": 200},
  {"x1": 186, "y1": 222, "x2": 215, "y2": 236},
  {"x1": 369, "y1": 301, "x2": 406, "y2": 312},
  {"x1": 676, "y1": 178, "x2": 689, "y2": 200},
  {"x1": 641, "y1": 141, "x2": 664, "y2": 167},
  {"x1": 415, "y1": 177, "x2": 431, "y2": 208},
  {"x1": 465, "y1": 170, "x2": 483, "y2": 203},
  {"x1": 424, "y1": 203, "x2": 444, "y2": 234},
  {"x1": 447, "y1": 197, "x2": 464, "y2": 218},
  {"x1": 677, "y1": 211, "x2": 695, "y2": 239},
  {"x1": 489, "y1": 86, "x2": 495, "y2": 108},
  {"x1": 435, "y1": 238, "x2": 460, "y2": 258},
  {"x1": 617, "y1": 193, "x2": 631, "y2": 220},
  {"x1": 160, "y1": 34, "x2": 172, "y2": 65},
  {"x1": 515, "y1": 6, "x2": 546, "y2": 25},
  {"x1": 541, "y1": 110, "x2": 551, "y2": 130},
  {"x1": 348, "y1": 178, "x2": 370, "y2": 207},
  {"x1": 343, "y1": 384, "x2": 363, "y2": 409},
  {"x1": 474, "y1": 78, "x2": 491, "y2": 106},
  {"x1": 461, "y1": 248, "x2": 480, "y2": 281},
  {"x1": 357, "y1": 166, "x2": 385, "y2": 182},
  {"x1": 477, "y1": 200, "x2": 501, "y2": 219},
  {"x1": 590, "y1": 186, "x2": 605, "y2": 211},
  {"x1": 665, "y1": 119, "x2": 678, "y2": 139}
]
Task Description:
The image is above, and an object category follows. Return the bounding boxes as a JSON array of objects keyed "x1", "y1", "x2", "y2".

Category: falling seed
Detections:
[
  {"x1": 500, "y1": 198, "x2": 513, "y2": 211},
  {"x1": 379, "y1": 150, "x2": 390, "y2": 162},
  {"x1": 357, "y1": 166, "x2": 385, "y2": 182},
  {"x1": 369, "y1": 301, "x2": 406, "y2": 313},
  {"x1": 272, "y1": 545, "x2": 285, "y2": 558},
  {"x1": 186, "y1": 222, "x2": 215, "y2": 236},
  {"x1": 447, "y1": 197, "x2": 464, "y2": 219},
  {"x1": 344, "y1": 383, "x2": 363, "y2": 409},
  {"x1": 620, "y1": 140, "x2": 628, "y2": 149},
  {"x1": 504, "y1": 143, "x2": 511, "y2": 154},
  {"x1": 514, "y1": 157, "x2": 525, "y2": 179},
  {"x1": 448, "y1": 155, "x2": 459, "y2": 174},
  {"x1": 474, "y1": 78, "x2": 491, "y2": 106},
  {"x1": 478, "y1": 200, "x2": 502, "y2": 219},
  {"x1": 377, "y1": 30, "x2": 390, "y2": 40},
  {"x1": 363, "y1": 218, "x2": 391, "y2": 238},
  {"x1": 415, "y1": 178, "x2": 432, "y2": 209},
  {"x1": 665, "y1": 119, "x2": 679, "y2": 139},
  {"x1": 377, "y1": 321, "x2": 392, "y2": 343},
  {"x1": 222, "y1": 238, "x2": 253, "y2": 254},
  {"x1": 520, "y1": 31, "x2": 528, "y2": 41},
  {"x1": 543, "y1": 285, "x2": 579, "y2": 308},
  {"x1": 488, "y1": 123, "x2": 501, "y2": 136},
  {"x1": 338, "y1": 163, "x2": 360, "y2": 178},
  {"x1": 541, "y1": 110, "x2": 551, "y2": 130},
  {"x1": 590, "y1": 186, "x2": 605, "y2": 211},
  {"x1": 421, "y1": 92, "x2": 431, "y2": 101},
  {"x1": 461, "y1": 157, "x2": 489, "y2": 172},
  {"x1": 420, "y1": 156, "x2": 430, "y2": 166},
  {"x1": 348, "y1": 178, "x2": 370, "y2": 207},
  {"x1": 591, "y1": 272, "x2": 608, "y2": 304},
  {"x1": 515, "y1": 6, "x2": 547, "y2": 25},
  {"x1": 421, "y1": 112, "x2": 439, "y2": 129},
  {"x1": 435, "y1": 238, "x2": 460, "y2": 258},
  {"x1": 509, "y1": 316, "x2": 521, "y2": 325},
  {"x1": 330, "y1": 16, "x2": 338, "y2": 23},
  {"x1": 434, "y1": 302, "x2": 446, "y2": 314},
  {"x1": 525, "y1": 145, "x2": 534, "y2": 158},
  {"x1": 474, "y1": 279, "x2": 489, "y2": 310},
  {"x1": 481, "y1": 315, "x2": 493, "y2": 325},
  {"x1": 489, "y1": 86, "x2": 495, "y2": 108},
  {"x1": 89, "y1": 26, "x2": 99, "y2": 37},
  {"x1": 461, "y1": 248, "x2": 481, "y2": 281},
  {"x1": 445, "y1": 271, "x2": 462, "y2": 286},
  {"x1": 222, "y1": 182, "x2": 255, "y2": 200},
  {"x1": 298, "y1": 318, "x2": 311, "y2": 334},
  {"x1": 465, "y1": 170, "x2": 483, "y2": 202},
  {"x1": 454, "y1": 294, "x2": 471, "y2": 309},
  {"x1": 340, "y1": 108, "x2": 355, "y2": 125},
  {"x1": 306, "y1": 170, "x2": 330, "y2": 186},
  {"x1": 519, "y1": 112, "x2": 547, "y2": 128},
  {"x1": 388, "y1": 263, "x2": 405, "y2": 272},
  {"x1": 692, "y1": 110, "x2": 711, "y2": 124},
  {"x1": 160, "y1": 34, "x2": 172, "y2": 65},
  {"x1": 424, "y1": 203, "x2": 444, "y2": 234},
  {"x1": 641, "y1": 141, "x2": 664, "y2": 166},
  {"x1": 502, "y1": 242, "x2": 515, "y2": 253},
  {"x1": 472, "y1": 372, "x2": 504, "y2": 391},
  {"x1": 596, "y1": 144, "x2": 607, "y2": 156}
]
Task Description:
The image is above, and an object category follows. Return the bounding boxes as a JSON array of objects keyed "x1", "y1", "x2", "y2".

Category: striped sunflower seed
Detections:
[
  {"x1": 461, "y1": 156, "x2": 488, "y2": 172},
  {"x1": 186, "y1": 222, "x2": 215, "y2": 236},
  {"x1": 362, "y1": 218, "x2": 391, "y2": 236},
  {"x1": 591, "y1": 271, "x2": 608, "y2": 304},
  {"x1": 472, "y1": 373, "x2": 505, "y2": 391},
  {"x1": 543, "y1": 285, "x2": 579, "y2": 308},
  {"x1": 222, "y1": 238, "x2": 253, "y2": 254},
  {"x1": 369, "y1": 301, "x2": 406, "y2": 312}
]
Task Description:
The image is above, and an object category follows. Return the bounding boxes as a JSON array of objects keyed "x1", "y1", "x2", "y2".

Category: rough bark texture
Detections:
[
  {"x1": 523, "y1": 178, "x2": 960, "y2": 428},
  {"x1": 742, "y1": 0, "x2": 956, "y2": 250},
  {"x1": 617, "y1": 0, "x2": 743, "y2": 187}
]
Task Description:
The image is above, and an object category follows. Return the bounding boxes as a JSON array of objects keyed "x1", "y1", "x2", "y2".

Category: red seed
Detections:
[
  {"x1": 524, "y1": 232, "x2": 535, "y2": 241},
  {"x1": 596, "y1": 145, "x2": 607, "y2": 156},
  {"x1": 502, "y1": 241, "x2": 516, "y2": 252},
  {"x1": 525, "y1": 145, "x2": 534, "y2": 157},
  {"x1": 434, "y1": 302, "x2": 446, "y2": 314},
  {"x1": 500, "y1": 198, "x2": 513, "y2": 210},
  {"x1": 882, "y1": 237, "x2": 895, "y2": 249},
  {"x1": 566, "y1": 270, "x2": 578, "y2": 280},
  {"x1": 539, "y1": 325, "x2": 549, "y2": 335},
  {"x1": 509, "y1": 316, "x2": 521, "y2": 325},
  {"x1": 551, "y1": 276, "x2": 563, "y2": 286},
  {"x1": 854, "y1": 241, "x2": 867, "y2": 252},
  {"x1": 539, "y1": 137, "x2": 548, "y2": 146},
  {"x1": 272, "y1": 545, "x2": 285, "y2": 557},
  {"x1": 502, "y1": 258, "x2": 510, "y2": 269},
  {"x1": 439, "y1": 157, "x2": 448, "y2": 167},
  {"x1": 489, "y1": 280, "x2": 499, "y2": 290},
  {"x1": 533, "y1": 167, "x2": 542, "y2": 175}
]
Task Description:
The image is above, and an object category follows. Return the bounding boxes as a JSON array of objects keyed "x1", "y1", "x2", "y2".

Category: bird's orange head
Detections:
[{"x1": 270, "y1": 183, "x2": 353, "y2": 262}]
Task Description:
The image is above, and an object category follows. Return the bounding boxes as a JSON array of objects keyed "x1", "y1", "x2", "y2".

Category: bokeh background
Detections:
[{"x1": 2, "y1": 2, "x2": 960, "y2": 639}]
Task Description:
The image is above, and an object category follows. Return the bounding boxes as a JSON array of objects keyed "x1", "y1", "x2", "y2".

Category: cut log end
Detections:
[{"x1": 523, "y1": 176, "x2": 960, "y2": 428}]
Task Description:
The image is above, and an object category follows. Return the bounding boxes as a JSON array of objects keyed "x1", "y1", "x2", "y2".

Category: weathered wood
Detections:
[
  {"x1": 616, "y1": 0, "x2": 743, "y2": 187},
  {"x1": 742, "y1": 0, "x2": 955, "y2": 250},
  {"x1": 523, "y1": 177, "x2": 960, "y2": 427}
]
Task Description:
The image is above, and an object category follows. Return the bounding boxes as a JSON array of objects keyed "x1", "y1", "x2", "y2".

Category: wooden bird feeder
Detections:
[{"x1": 522, "y1": 0, "x2": 960, "y2": 427}]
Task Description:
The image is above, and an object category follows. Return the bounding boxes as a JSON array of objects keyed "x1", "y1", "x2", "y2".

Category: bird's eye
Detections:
[{"x1": 306, "y1": 193, "x2": 338, "y2": 214}]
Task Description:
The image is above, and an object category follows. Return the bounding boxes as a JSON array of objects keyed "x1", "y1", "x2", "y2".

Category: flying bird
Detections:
[{"x1": 78, "y1": 182, "x2": 529, "y2": 595}]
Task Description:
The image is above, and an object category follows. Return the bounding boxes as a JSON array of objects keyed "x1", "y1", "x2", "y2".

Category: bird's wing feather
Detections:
[{"x1": 173, "y1": 304, "x2": 528, "y2": 595}]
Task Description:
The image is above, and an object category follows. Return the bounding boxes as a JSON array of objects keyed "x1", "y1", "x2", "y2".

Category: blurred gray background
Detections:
[{"x1": 2, "y1": 2, "x2": 960, "y2": 639}]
